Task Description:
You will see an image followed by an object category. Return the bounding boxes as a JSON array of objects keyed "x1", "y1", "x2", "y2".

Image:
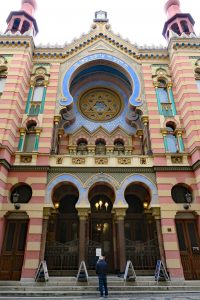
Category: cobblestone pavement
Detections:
[{"x1": 0, "y1": 294, "x2": 200, "y2": 300}]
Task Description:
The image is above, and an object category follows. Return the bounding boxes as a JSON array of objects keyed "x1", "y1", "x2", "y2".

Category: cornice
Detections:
[
  {"x1": 168, "y1": 37, "x2": 200, "y2": 51},
  {"x1": 0, "y1": 35, "x2": 35, "y2": 52},
  {"x1": 33, "y1": 32, "x2": 169, "y2": 62},
  {"x1": 0, "y1": 159, "x2": 11, "y2": 171}
]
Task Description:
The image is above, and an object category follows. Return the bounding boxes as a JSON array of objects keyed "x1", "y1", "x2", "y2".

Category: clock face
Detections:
[{"x1": 78, "y1": 88, "x2": 123, "y2": 122}]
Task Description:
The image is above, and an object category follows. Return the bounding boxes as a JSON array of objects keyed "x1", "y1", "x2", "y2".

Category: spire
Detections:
[
  {"x1": 5, "y1": 0, "x2": 38, "y2": 36},
  {"x1": 163, "y1": 0, "x2": 195, "y2": 40}
]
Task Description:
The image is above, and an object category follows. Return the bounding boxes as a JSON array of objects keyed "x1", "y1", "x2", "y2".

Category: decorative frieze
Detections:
[
  {"x1": 140, "y1": 157, "x2": 147, "y2": 165},
  {"x1": 56, "y1": 157, "x2": 63, "y2": 164},
  {"x1": 20, "y1": 155, "x2": 32, "y2": 163},
  {"x1": 171, "y1": 156, "x2": 183, "y2": 164},
  {"x1": 72, "y1": 157, "x2": 85, "y2": 165},
  {"x1": 95, "y1": 157, "x2": 108, "y2": 165},
  {"x1": 118, "y1": 158, "x2": 131, "y2": 165}
]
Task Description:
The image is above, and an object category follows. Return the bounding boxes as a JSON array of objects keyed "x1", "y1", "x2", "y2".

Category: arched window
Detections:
[
  {"x1": 23, "y1": 121, "x2": 37, "y2": 152},
  {"x1": 157, "y1": 80, "x2": 169, "y2": 103},
  {"x1": 12, "y1": 18, "x2": 20, "y2": 32},
  {"x1": 95, "y1": 139, "x2": 106, "y2": 155},
  {"x1": 77, "y1": 139, "x2": 88, "y2": 155},
  {"x1": 32, "y1": 78, "x2": 45, "y2": 102},
  {"x1": 166, "y1": 124, "x2": 178, "y2": 153},
  {"x1": 181, "y1": 21, "x2": 190, "y2": 34},
  {"x1": 21, "y1": 20, "x2": 30, "y2": 34},
  {"x1": 171, "y1": 23, "x2": 181, "y2": 35},
  {"x1": 114, "y1": 139, "x2": 125, "y2": 155}
]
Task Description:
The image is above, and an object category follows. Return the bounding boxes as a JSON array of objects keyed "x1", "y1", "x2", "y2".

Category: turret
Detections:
[
  {"x1": 163, "y1": 0, "x2": 195, "y2": 40},
  {"x1": 5, "y1": 0, "x2": 38, "y2": 36}
]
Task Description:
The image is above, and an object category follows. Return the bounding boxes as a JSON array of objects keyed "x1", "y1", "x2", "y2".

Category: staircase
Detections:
[{"x1": 0, "y1": 276, "x2": 200, "y2": 298}]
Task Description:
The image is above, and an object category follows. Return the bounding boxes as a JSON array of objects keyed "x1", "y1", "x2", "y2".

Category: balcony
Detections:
[{"x1": 161, "y1": 103, "x2": 174, "y2": 117}]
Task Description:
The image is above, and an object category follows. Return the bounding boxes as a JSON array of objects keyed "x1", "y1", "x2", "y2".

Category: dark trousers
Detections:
[{"x1": 98, "y1": 274, "x2": 108, "y2": 296}]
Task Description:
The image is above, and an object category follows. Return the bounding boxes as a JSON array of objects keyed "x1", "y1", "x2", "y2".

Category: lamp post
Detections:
[
  {"x1": 183, "y1": 191, "x2": 192, "y2": 210},
  {"x1": 12, "y1": 191, "x2": 20, "y2": 210}
]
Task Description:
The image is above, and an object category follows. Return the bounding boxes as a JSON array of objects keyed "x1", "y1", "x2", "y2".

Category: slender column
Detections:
[
  {"x1": 176, "y1": 130, "x2": 184, "y2": 152},
  {"x1": 25, "y1": 86, "x2": 33, "y2": 114},
  {"x1": 39, "y1": 208, "x2": 51, "y2": 261},
  {"x1": 168, "y1": 84, "x2": 177, "y2": 115},
  {"x1": 18, "y1": 128, "x2": 26, "y2": 151},
  {"x1": 161, "y1": 129, "x2": 168, "y2": 152},
  {"x1": 152, "y1": 208, "x2": 166, "y2": 265},
  {"x1": 142, "y1": 116, "x2": 152, "y2": 155},
  {"x1": 77, "y1": 208, "x2": 89, "y2": 265},
  {"x1": 51, "y1": 116, "x2": 60, "y2": 154},
  {"x1": 40, "y1": 86, "x2": 47, "y2": 113},
  {"x1": 136, "y1": 129, "x2": 144, "y2": 155},
  {"x1": 33, "y1": 129, "x2": 42, "y2": 151},
  {"x1": 115, "y1": 209, "x2": 126, "y2": 273},
  {"x1": 154, "y1": 85, "x2": 162, "y2": 114}
]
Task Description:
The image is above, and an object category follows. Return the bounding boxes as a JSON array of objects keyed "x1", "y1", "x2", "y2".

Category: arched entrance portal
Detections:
[
  {"x1": 45, "y1": 183, "x2": 79, "y2": 276},
  {"x1": 88, "y1": 183, "x2": 114, "y2": 272},
  {"x1": 124, "y1": 183, "x2": 159, "y2": 274}
]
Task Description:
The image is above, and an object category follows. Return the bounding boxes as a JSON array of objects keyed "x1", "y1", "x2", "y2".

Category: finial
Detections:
[
  {"x1": 94, "y1": 11, "x2": 108, "y2": 23},
  {"x1": 164, "y1": 0, "x2": 181, "y2": 19}
]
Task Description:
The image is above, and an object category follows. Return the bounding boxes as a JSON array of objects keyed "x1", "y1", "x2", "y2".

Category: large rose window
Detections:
[{"x1": 78, "y1": 88, "x2": 122, "y2": 122}]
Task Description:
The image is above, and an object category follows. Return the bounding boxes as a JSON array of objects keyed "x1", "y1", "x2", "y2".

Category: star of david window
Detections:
[{"x1": 78, "y1": 88, "x2": 122, "y2": 122}]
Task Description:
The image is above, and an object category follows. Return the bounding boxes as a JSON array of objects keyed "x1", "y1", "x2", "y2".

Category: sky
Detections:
[{"x1": 0, "y1": 0, "x2": 200, "y2": 47}]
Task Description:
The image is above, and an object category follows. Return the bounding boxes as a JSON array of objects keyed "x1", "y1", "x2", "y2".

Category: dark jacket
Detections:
[{"x1": 96, "y1": 259, "x2": 107, "y2": 275}]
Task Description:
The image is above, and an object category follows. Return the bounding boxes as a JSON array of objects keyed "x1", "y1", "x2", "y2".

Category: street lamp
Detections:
[
  {"x1": 12, "y1": 191, "x2": 20, "y2": 210},
  {"x1": 183, "y1": 191, "x2": 192, "y2": 210}
]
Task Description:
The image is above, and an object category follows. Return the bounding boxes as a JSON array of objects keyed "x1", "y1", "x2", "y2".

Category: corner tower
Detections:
[
  {"x1": 163, "y1": 0, "x2": 195, "y2": 40},
  {"x1": 5, "y1": 0, "x2": 38, "y2": 36}
]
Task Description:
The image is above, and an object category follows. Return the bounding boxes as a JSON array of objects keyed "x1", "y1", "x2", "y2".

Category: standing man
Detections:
[{"x1": 96, "y1": 254, "x2": 108, "y2": 298}]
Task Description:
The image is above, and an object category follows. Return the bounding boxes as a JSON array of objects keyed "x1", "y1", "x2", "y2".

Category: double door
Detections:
[
  {"x1": 176, "y1": 219, "x2": 200, "y2": 279},
  {"x1": 0, "y1": 219, "x2": 28, "y2": 280}
]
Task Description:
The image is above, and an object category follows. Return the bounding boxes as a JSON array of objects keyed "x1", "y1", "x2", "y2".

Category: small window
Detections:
[
  {"x1": 21, "y1": 20, "x2": 30, "y2": 34},
  {"x1": 32, "y1": 86, "x2": 44, "y2": 102},
  {"x1": 166, "y1": 125, "x2": 178, "y2": 153},
  {"x1": 181, "y1": 21, "x2": 190, "y2": 34},
  {"x1": 95, "y1": 139, "x2": 106, "y2": 155},
  {"x1": 23, "y1": 121, "x2": 37, "y2": 152},
  {"x1": 11, "y1": 184, "x2": 32, "y2": 204},
  {"x1": 171, "y1": 23, "x2": 181, "y2": 35},
  {"x1": 157, "y1": 80, "x2": 169, "y2": 103},
  {"x1": 12, "y1": 18, "x2": 20, "y2": 31}
]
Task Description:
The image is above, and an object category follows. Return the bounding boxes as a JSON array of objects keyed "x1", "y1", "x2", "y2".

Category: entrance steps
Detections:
[{"x1": 0, "y1": 276, "x2": 200, "y2": 297}]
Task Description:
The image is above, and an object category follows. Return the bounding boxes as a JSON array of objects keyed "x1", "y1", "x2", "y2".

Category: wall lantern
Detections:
[
  {"x1": 183, "y1": 191, "x2": 192, "y2": 210},
  {"x1": 143, "y1": 201, "x2": 149, "y2": 209},
  {"x1": 12, "y1": 191, "x2": 20, "y2": 210},
  {"x1": 95, "y1": 200, "x2": 109, "y2": 211}
]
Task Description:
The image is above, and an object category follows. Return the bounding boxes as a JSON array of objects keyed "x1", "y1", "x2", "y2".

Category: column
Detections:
[
  {"x1": 136, "y1": 129, "x2": 144, "y2": 155},
  {"x1": 142, "y1": 116, "x2": 152, "y2": 155},
  {"x1": 51, "y1": 116, "x2": 60, "y2": 154},
  {"x1": 161, "y1": 129, "x2": 168, "y2": 152},
  {"x1": 39, "y1": 208, "x2": 51, "y2": 261},
  {"x1": 77, "y1": 208, "x2": 89, "y2": 265},
  {"x1": 115, "y1": 208, "x2": 126, "y2": 273},
  {"x1": 33, "y1": 128, "x2": 42, "y2": 151},
  {"x1": 18, "y1": 128, "x2": 26, "y2": 151},
  {"x1": 176, "y1": 129, "x2": 184, "y2": 152},
  {"x1": 168, "y1": 84, "x2": 177, "y2": 116},
  {"x1": 40, "y1": 86, "x2": 47, "y2": 113},
  {"x1": 152, "y1": 208, "x2": 166, "y2": 265},
  {"x1": 25, "y1": 86, "x2": 33, "y2": 114}
]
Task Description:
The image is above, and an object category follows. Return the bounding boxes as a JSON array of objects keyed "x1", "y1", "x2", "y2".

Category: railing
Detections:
[
  {"x1": 125, "y1": 239, "x2": 159, "y2": 270},
  {"x1": 161, "y1": 103, "x2": 174, "y2": 117},
  {"x1": 28, "y1": 102, "x2": 41, "y2": 116},
  {"x1": 45, "y1": 240, "x2": 78, "y2": 270}
]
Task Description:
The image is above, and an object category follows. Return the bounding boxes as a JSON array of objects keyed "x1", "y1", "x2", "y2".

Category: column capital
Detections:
[
  {"x1": 54, "y1": 115, "x2": 61, "y2": 125},
  {"x1": 136, "y1": 129, "x2": 144, "y2": 138},
  {"x1": 175, "y1": 128, "x2": 184, "y2": 137},
  {"x1": 161, "y1": 128, "x2": 168, "y2": 136},
  {"x1": 114, "y1": 208, "x2": 127, "y2": 220},
  {"x1": 19, "y1": 128, "x2": 26, "y2": 135},
  {"x1": 43, "y1": 207, "x2": 51, "y2": 219},
  {"x1": 141, "y1": 115, "x2": 149, "y2": 126},
  {"x1": 151, "y1": 207, "x2": 161, "y2": 219},
  {"x1": 77, "y1": 208, "x2": 89, "y2": 220},
  {"x1": 58, "y1": 128, "x2": 64, "y2": 138},
  {"x1": 35, "y1": 128, "x2": 42, "y2": 135}
]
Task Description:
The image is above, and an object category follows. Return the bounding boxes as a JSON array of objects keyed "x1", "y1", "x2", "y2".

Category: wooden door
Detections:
[
  {"x1": 0, "y1": 220, "x2": 28, "y2": 280},
  {"x1": 176, "y1": 219, "x2": 200, "y2": 280}
]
